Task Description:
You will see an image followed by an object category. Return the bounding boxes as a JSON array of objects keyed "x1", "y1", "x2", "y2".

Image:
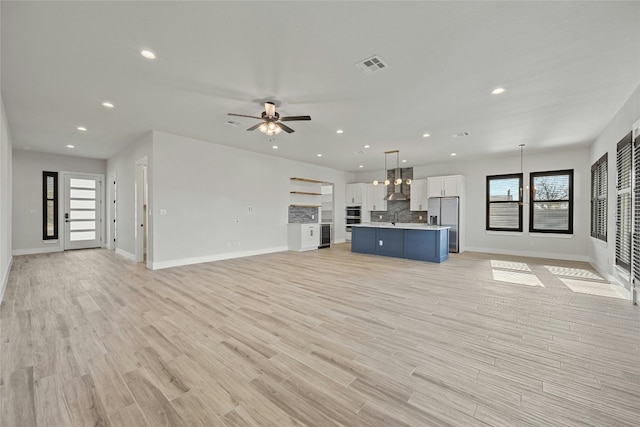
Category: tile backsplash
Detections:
[
  {"x1": 288, "y1": 206, "x2": 319, "y2": 223},
  {"x1": 371, "y1": 200, "x2": 427, "y2": 223}
]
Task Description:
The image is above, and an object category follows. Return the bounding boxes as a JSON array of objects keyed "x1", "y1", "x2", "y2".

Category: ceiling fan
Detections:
[{"x1": 228, "y1": 102, "x2": 311, "y2": 135}]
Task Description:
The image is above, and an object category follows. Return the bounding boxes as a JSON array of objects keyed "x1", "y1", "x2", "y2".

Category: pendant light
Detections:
[{"x1": 373, "y1": 150, "x2": 411, "y2": 201}]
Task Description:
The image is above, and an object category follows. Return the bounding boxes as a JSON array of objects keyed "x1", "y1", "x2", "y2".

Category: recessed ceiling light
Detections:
[
  {"x1": 359, "y1": 165, "x2": 364, "y2": 168},
  {"x1": 491, "y1": 87, "x2": 506, "y2": 95},
  {"x1": 364, "y1": 145, "x2": 370, "y2": 149},
  {"x1": 317, "y1": 154, "x2": 322, "y2": 157},
  {"x1": 451, "y1": 153, "x2": 457, "y2": 156},
  {"x1": 77, "y1": 126, "x2": 87, "y2": 131},
  {"x1": 422, "y1": 133, "x2": 430, "y2": 138},
  {"x1": 140, "y1": 49, "x2": 157, "y2": 60},
  {"x1": 336, "y1": 129, "x2": 343, "y2": 134},
  {"x1": 102, "y1": 102, "x2": 114, "y2": 108},
  {"x1": 402, "y1": 159, "x2": 407, "y2": 163},
  {"x1": 272, "y1": 145, "x2": 278, "y2": 149},
  {"x1": 66, "y1": 145, "x2": 75, "y2": 148}
]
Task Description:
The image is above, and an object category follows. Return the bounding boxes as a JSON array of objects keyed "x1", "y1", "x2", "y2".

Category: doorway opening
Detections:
[{"x1": 135, "y1": 158, "x2": 149, "y2": 265}]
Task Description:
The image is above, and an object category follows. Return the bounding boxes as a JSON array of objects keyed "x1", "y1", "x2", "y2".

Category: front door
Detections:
[{"x1": 64, "y1": 173, "x2": 102, "y2": 250}]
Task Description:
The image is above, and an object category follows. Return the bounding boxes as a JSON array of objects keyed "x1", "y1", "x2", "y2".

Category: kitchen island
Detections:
[{"x1": 351, "y1": 223, "x2": 450, "y2": 263}]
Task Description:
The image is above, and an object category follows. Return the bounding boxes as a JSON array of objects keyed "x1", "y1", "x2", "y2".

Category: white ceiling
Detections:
[{"x1": 2, "y1": 1, "x2": 639, "y2": 172}]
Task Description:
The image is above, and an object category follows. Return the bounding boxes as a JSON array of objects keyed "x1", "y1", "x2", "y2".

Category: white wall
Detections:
[
  {"x1": 11, "y1": 150, "x2": 106, "y2": 254},
  {"x1": 150, "y1": 131, "x2": 354, "y2": 269},
  {"x1": 0, "y1": 94, "x2": 13, "y2": 298},
  {"x1": 589, "y1": 83, "x2": 640, "y2": 290},
  {"x1": 356, "y1": 146, "x2": 591, "y2": 261},
  {"x1": 106, "y1": 132, "x2": 153, "y2": 261}
]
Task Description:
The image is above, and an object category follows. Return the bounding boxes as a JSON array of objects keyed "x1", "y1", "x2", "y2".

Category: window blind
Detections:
[{"x1": 616, "y1": 133, "x2": 632, "y2": 272}]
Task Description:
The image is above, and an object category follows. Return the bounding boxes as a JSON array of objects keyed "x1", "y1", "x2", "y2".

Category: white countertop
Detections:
[{"x1": 352, "y1": 223, "x2": 450, "y2": 230}]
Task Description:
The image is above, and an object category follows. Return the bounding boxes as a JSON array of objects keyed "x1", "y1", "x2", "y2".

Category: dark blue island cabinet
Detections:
[{"x1": 351, "y1": 225, "x2": 449, "y2": 263}]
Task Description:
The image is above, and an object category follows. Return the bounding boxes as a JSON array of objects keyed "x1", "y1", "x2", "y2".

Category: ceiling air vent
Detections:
[
  {"x1": 355, "y1": 55, "x2": 389, "y2": 74},
  {"x1": 452, "y1": 132, "x2": 471, "y2": 138},
  {"x1": 226, "y1": 120, "x2": 243, "y2": 127}
]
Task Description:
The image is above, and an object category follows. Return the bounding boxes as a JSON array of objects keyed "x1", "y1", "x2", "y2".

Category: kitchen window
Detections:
[
  {"x1": 486, "y1": 173, "x2": 523, "y2": 232},
  {"x1": 529, "y1": 169, "x2": 573, "y2": 234},
  {"x1": 616, "y1": 133, "x2": 632, "y2": 271},
  {"x1": 590, "y1": 153, "x2": 607, "y2": 241},
  {"x1": 43, "y1": 171, "x2": 58, "y2": 240}
]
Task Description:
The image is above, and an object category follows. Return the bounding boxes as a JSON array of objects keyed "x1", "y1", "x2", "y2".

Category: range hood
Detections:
[{"x1": 387, "y1": 168, "x2": 408, "y2": 201}]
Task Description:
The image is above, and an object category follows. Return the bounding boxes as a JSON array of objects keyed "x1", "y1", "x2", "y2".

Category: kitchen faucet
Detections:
[{"x1": 392, "y1": 211, "x2": 398, "y2": 225}]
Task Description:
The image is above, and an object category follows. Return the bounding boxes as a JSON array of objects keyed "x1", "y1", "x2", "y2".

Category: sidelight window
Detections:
[{"x1": 43, "y1": 171, "x2": 58, "y2": 240}]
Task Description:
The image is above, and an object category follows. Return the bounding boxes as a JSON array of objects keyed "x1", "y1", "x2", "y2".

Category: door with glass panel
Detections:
[{"x1": 64, "y1": 174, "x2": 102, "y2": 250}]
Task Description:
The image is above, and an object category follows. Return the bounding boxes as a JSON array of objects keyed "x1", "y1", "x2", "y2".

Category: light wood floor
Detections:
[{"x1": 1, "y1": 244, "x2": 639, "y2": 426}]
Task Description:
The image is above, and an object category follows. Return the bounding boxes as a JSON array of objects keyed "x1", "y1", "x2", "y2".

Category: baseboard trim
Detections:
[
  {"x1": 115, "y1": 248, "x2": 136, "y2": 262},
  {"x1": 606, "y1": 274, "x2": 632, "y2": 300},
  {"x1": 12, "y1": 246, "x2": 63, "y2": 256},
  {"x1": 465, "y1": 246, "x2": 589, "y2": 262},
  {"x1": 334, "y1": 239, "x2": 346, "y2": 244},
  {"x1": 150, "y1": 246, "x2": 288, "y2": 270},
  {"x1": 0, "y1": 256, "x2": 14, "y2": 303}
]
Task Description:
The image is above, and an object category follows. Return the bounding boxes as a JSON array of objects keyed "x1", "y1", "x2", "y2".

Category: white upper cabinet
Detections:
[
  {"x1": 409, "y1": 179, "x2": 428, "y2": 211},
  {"x1": 366, "y1": 184, "x2": 387, "y2": 211},
  {"x1": 428, "y1": 175, "x2": 464, "y2": 197},
  {"x1": 345, "y1": 183, "x2": 366, "y2": 205}
]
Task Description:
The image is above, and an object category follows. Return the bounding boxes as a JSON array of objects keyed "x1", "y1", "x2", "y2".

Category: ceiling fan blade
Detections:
[
  {"x1": 280, "y1": 115, "x2": 311, "y2": 121},
  {"x1": 265, "y1": 102, "x2": 276, "y2": 118},
  {"x1": 277, "y1": 122, "x2": 295, "y2": 133},
  {"x1": 246, "y1": 122, "x2": 264, "y2": 131},
  {"x1": 228, "y1": 113, "x2": 263, "y2": 120}
]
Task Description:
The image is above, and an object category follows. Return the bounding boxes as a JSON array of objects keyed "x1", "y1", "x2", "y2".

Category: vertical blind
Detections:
[{"x1": 616, "y1": 134, "x2": 632, "y2": 272}]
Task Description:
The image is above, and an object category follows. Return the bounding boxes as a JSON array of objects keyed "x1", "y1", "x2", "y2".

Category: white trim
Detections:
[
  {"x1": 486, "y1": 231, "x2": 524, "y2": 236},
  {"x1": 0, "y1": 256, "x2": 13, "y2": 303},
  {"x1": 465, "y1": 246, "x2": 589, "y2": 262},
  {"x1": 334, "y1": 238, "x2": 346, "y2": 244},
  {"x1": 606, "y1": 273, "x2": 632, "y2": 300},
  {"x1": 115, "y1": 248, "x2": 136, "y2": 262},
  {"x1": 528, "y1": 233, "x2": 574, "y2": 239},
  {"x1": 12, "y1": 246, "x2": 63, "y2": 256},
  {"x1": 150, "y1": 246, "x2": 288, "y2": 270}
]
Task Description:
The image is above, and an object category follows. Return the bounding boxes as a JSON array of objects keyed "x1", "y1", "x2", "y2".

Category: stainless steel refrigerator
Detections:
[{"x1": 427, "y1": 196, "x2": 460, "y2": 253}]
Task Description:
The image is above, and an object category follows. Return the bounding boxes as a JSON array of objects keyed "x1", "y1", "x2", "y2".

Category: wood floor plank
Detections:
[
  {"x1": 1, "y1": 246, "x2": 639, "y2": 427},
  {"x1": 108, "y1": 404, "x2": 150, "y2": 427},
  {"x1": 34, "y1": 373, "x2": 74, "y2": 427},
  {"x1": 0, "y1": 367, "x2": 36, "y2": 427},
  {"x1": 62, "y1": 374, "x2": 111, "y2": 427},
  {"x1": 122, "y1": 368, "x2": 185, "y2": 427}
]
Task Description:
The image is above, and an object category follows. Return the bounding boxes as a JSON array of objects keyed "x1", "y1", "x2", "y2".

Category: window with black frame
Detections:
[
  {"x1": 486, "y1": 173, "x2": 523, "y2": 231},
  {"x1": 616, "y1": 133, "x2": 632, "y2": 271},
  {"x1": 43, "y1": 171, "x2": 58, "y2": 240},
  {"x1": 590, "y1": 153, "x2": 607, "y2": 241},
  {"x1": 529, "y1": 170, "x2": 573, "y2": 234}
]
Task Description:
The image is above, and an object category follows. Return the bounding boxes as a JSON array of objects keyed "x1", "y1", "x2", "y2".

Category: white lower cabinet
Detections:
[{"x1": 288, "y1": 224, "x2": 319, "y2": 251}]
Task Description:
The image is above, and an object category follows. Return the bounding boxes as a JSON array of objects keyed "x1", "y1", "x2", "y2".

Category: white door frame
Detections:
[
  {"x1": 135, "y1": 157, "x2": 149, "y2": 265},
  {"x1": 60, "y1": 171, "x2": 105, "y2": 250},
  {"x1": 107, "y1": 172, "x2": 116, "y2": 250}
]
